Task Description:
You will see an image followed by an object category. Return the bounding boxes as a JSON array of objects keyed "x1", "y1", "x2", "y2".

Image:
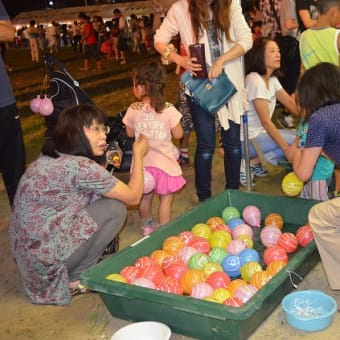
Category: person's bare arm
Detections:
[
  {"x1": 285, "y1": 19, "x2": 299, "y2": 30},
  {"x1": 103, "y1": 134, "x2": 148, "y2": 205},
  {"x1": 171, "y1": 122, "x2": 184, "y2": 140},
  {"x1": 275, "y1": 88, "x2": 299, "y2": 115},
  {"x1": 298, "y1": 9, "x2": 317, "y2": 29},
  {"x1": 288, "y1": 144, "x2": 321, "y2": 181},
  {"x1": 0, "y1": 20, "x2": 15, "y2": 41}
]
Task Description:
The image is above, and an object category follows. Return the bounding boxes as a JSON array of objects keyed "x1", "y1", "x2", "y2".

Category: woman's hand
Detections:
[
  {"x1": 133, "y1": 134, "x2": 149, "y2": 158},
  {"x1": 208, "y1": 58, "x2": 224, "y2": 79},
  {"x1": 179, "y1": 55, "x2": 203, "y2": 76}
]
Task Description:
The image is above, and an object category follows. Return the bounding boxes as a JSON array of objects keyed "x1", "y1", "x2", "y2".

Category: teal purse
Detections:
[{"x1": 180, "y1": 70, "x2": 237, "y2": 115}]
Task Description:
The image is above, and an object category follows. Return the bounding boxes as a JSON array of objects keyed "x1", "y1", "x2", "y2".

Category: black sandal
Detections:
[
  {"x1": 97, "y1": 235, "x2": 120, "y2": 263},
  {"x1": 69, "y1": 283, "x2": 91, "y2": 297}
]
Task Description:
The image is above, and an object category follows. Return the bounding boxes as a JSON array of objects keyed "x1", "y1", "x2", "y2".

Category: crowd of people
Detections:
[
  {"x1": 11, "y1": 8, "x2": 157, "y2": 66},
  {"x1": 2, "y1": 0, "x2": 340, "y2": 307}
]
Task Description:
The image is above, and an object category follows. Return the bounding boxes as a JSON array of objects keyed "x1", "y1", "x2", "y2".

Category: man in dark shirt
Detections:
[
  {"x1": 0, "y1": 0, "x2": 26, "y2": 206},
  {"x1": 296, "y1": 0, "x2": 318, "y2": 31}
]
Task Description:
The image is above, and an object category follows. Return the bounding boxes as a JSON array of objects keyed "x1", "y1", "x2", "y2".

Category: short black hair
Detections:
[
  {"x1": 245, "y1": 37, "x2": 281, "y2": 77},
  {"x1": 42, "y1": 104, "x2": 107, "y2": 162}
]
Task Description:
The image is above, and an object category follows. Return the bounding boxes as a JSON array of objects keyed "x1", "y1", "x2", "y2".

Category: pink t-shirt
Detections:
[{"x1": 123, "y1": 102, "x2": 182, "y2": 176}]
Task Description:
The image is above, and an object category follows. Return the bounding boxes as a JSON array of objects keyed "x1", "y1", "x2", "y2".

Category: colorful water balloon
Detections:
[
  {"x1": 242, "y1": 205, "x2": 261, "y2": 227},
  {"x1": 260, "y1": 225, "x2": 282, "y2": 248},
  {"x1": 296, "y1": 224, "x2": 314, "y2": 247},
  {"x1": 190, "y1": 282, "x2": 214, "y2": 299},
  {"x1": 263, "y1": 245, "x2": 288, "y2": 266},
  {"x1": 281, "y1": 172, "x2": 303, "y2": 197},
  {"x1": 206, "y1": 271, "x2": 231, "y2": 289},
  {"x1": 264, "y1": 213, "x2": 284, "y2": 229},
  {"x1": 143, "y1": 168, "x2": 156, "y2": 194},
  {"x1": 221, "y1": 254, "x2": 241, "y2": 278},
  {"x1": 240, "y1": 261, "x2": 263, "y2": 282},
  {"x1": 277, "y1": 232, "x2": 298, "y2": 253},
  {"x1": 29, "y1": 95, "x2": 42, "y2": 113},
  {"x1": 226, "y1": 239, "x2": 247, "y2": 255},
  {"x1": 221, "y1": 206, "x2": 240, "y2": 224}
]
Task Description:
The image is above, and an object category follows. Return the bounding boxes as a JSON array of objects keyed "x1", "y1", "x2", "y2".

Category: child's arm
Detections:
[
  {"x1": 125, "y1": 125, "x2": 135, "y2": 138},
  {"x1": 171, "y1": 122, "x2": 184, "y2": 140}
]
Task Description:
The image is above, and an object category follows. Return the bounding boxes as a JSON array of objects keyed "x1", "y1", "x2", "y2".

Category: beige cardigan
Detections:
[{"x1": 154, "y1": 0, "x2": 253, "y2": 130}]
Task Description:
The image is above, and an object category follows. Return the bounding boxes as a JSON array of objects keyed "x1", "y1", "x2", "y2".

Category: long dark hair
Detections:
[
  {"x1": 189, "y1": 0, "x2": 233, "y2": 43},
  {"x1": 296, "y1": 62, "x2": 340, "y2": 120},
  {"x1": 42, "y1": 104, "x2": 107, "y2": 162},
  {"x1": 245, "y1": 37, "x2": 281, "y2": 77},
  {"x1": 133, "y1": 61, "x2": 167, "y2": 113}
]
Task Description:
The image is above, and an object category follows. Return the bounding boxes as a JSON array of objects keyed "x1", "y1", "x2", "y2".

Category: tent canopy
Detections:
[{"x1": 12, "y1": 1, "x2": 154, "y2": 27}]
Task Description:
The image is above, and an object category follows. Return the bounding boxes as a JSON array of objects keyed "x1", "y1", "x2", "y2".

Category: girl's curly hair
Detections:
[{"x1": 132, "y1": 61, "x2": 167, "y2": 113}]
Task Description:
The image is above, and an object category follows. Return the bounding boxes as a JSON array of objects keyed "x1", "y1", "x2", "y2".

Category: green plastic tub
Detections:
[{"x1": 81, "y1": 190, "x2": 320, "y2": 340}]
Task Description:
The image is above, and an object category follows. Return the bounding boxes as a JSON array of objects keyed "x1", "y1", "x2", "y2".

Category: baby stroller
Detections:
[
  {"x1": 42, "y1": 54, "x2": 133, "y2": 172},
  {"x1": 42, "y1": 54, "x2": 134, "y2": 254}
]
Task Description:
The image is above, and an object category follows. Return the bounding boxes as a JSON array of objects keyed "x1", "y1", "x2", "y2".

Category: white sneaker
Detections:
[
  {"x1": 240, "y1": 159, "x2": 255, "y2": 187},
  {"x1": 250, "y1": 163, "x2": 269, "y2": 177}
]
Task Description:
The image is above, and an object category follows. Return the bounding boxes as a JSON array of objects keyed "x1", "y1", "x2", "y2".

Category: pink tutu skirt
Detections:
[{"x1": 145, "y1": 166, "x2": 186, "y2": 195}]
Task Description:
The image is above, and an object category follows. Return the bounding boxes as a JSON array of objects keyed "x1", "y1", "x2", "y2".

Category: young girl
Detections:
[
  {"x1": 123, "y1": 61, "x2": 186, "y2": 236},
  {"x1": 241, "y1": 37, "x2": 298, "y2": 185},
  {"x1": 287, "y1": 62, "x2": 340, "y2": 289},
  {"x1": 294, "y1": 116, "x2": 334, "y2": 201}
]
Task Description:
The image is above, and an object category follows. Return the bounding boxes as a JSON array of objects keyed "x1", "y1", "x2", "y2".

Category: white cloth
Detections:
[
  {"x1": 154, "y1": 0, "x2": 253, "y2": 130},
  {"x1": 242, "y1": 72, "x2": 282, "y2": 140}
]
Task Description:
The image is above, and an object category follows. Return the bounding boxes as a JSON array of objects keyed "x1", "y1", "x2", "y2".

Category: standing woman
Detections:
[
  {"x1": 9, "y1": 104, "x2": 148, "y2": 305},
  {"x1": 154, "y1": 0, "x2": 253, "y2": 202}
]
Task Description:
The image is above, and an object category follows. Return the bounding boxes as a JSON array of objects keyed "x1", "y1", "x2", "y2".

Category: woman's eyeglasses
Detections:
[{"x1": 88, "y1": 125, "x2": 110, "y2": 136}]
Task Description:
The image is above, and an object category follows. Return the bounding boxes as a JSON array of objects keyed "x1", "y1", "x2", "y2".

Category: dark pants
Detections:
[
  {"x1": 0, "y1": 103, "x2": 26, "y2": 206},
  {"x1": 187, "y1": 96, "x2": 241, "y2": 201},
  {"x1": 65, "y1": 198, "x2": 127, "y2": 282},
  {"x1": 279, "y1": 37, "x2": 301, "y2": 94}
]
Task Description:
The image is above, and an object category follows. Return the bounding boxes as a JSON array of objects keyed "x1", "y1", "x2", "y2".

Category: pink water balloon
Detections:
[
  {"x1": 143, "y1": 168, "x2": 155, "y2": 194},
  {"x1": 232, "y1": 223, "x2": 254, "y2": 240},
  {"x1": 30, "y1": 95, "x2": 42, "y2": 113},
  {"x1": 39, "y1": 96, "x2": 54, "y2": 116},
  {"x1": 242, "y1": 205, "x2": 261, "y2": 227}
]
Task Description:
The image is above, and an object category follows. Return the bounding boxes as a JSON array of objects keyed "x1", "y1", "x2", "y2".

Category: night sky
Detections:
[{"x1": 2, "y1": 0, "x2": 123, "y2": 18}]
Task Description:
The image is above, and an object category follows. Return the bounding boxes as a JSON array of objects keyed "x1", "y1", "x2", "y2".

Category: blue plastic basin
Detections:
[{"x1": 281, "y1": 290, "x2": 337, "y2": 332}]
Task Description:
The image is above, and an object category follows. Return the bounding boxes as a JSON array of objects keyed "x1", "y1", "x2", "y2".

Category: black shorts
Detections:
[
  {"x1": 84, "y1": 44, "x2": 101, "y2": 60},
  {"x1": 118, "y1": 37, "x2": 128, "y2": 51}
]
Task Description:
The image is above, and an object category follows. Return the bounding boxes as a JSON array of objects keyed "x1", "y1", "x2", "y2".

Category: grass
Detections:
[{"x1": 7, "y1": 46, "x2": 180, "y2": 163}]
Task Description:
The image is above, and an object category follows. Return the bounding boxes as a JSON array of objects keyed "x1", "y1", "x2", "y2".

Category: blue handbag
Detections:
[{"x1": 180, "y1": 70, "x2": 237, "y2": 115}]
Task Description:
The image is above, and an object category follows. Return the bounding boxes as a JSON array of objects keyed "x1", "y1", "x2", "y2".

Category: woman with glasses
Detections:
[{"x1": 9, "y1": 104, "x2": 148, "y2": 305}]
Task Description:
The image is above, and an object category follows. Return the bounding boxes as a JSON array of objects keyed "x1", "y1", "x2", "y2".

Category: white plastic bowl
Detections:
[{"x1": 111, "y1": 321, "x2": 171, "y2": 340}]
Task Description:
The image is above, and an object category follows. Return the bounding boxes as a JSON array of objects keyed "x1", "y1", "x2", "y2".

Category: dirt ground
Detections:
[{"x1": 1, "y1": 150, "x2": 340, "y2": 340}]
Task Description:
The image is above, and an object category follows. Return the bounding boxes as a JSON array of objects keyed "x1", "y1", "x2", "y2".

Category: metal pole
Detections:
[{"x1": 242, "y1": 113, "x2": 252, "y2": 192}]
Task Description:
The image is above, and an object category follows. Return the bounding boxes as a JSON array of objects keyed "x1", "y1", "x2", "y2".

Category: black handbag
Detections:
[{"x1": 180, "y1": 70, "x2": 237, "y2": 115}]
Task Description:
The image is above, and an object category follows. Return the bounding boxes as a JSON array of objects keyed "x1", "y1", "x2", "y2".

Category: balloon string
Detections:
[
  {"x1": 227, "y1": 190, "x2": 232, "y2": 206},
  {"x1": 285, "y1": 270, "x2": 303, "y2": 289}
]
